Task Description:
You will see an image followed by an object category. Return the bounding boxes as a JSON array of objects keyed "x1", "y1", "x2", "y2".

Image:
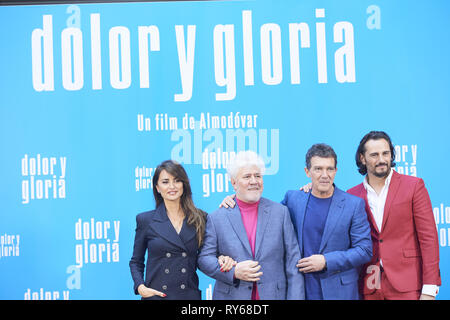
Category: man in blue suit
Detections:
[
  {"x1": 221, "y1": 144, "x2": 372, "y2": 300},
  {"x1": 198, "y1": 151, "x2": 305, "y2": 300},
  {"x1": 282, "y1": 143, "x2": 372, "y2": 300}
]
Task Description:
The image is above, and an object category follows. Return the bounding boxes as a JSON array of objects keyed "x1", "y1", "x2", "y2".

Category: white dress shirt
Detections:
[
  {"x1": 363, "y1": 169, "x2": 438, "y2": 297},
  {"x1": 363, "y1": 169, "x2": 393, "y2": 233}
]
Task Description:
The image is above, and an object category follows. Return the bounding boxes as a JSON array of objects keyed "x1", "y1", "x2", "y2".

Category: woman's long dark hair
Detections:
[{"x1": 152, "y1": 160, "x2": 206, "y2": 247}]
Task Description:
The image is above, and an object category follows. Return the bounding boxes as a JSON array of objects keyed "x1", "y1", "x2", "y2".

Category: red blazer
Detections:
[{"x1": 347, "y1": 170, "x2": 441, "y2": 294}]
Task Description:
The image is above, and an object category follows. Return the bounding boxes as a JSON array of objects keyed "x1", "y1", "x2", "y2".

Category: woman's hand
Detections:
[
  {"x1": 218, "y1": 255, "x2": 237, "y2": 272},
  {"x1": 137, "y1": 284, "x2": 166, "y2": 298}
]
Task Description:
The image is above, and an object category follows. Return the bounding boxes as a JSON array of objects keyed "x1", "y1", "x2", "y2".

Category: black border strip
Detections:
[{"x1": 0, "y1": 0, "x2": 216, "y2": 6}]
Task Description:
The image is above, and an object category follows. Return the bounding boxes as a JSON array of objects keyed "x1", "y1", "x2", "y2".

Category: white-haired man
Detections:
[{"x1": 198, "y1": 151, "x2": 305, "y2": 300}]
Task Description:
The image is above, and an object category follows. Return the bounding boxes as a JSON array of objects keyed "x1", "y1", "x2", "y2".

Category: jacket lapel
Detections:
[
  {"x1": 319, "y1": 187, "x2": 345, "y2": 253},
  {"x1": 179, "y1": 218, "x2": 197, "y2": 246},
  {"x1": 296, "y1": 192, "x2": 310, "y2": 257},
  {"x1": 356, "y1": 183, "x2": 380, "y2": 234},
  {"x1": 226, "y1": 205, "x2": 253, "y2": 257},
  {"x1": 381, "y1": 170, "x2": 401, "y2": 232},
  {"x1": 359, "y1": 184, "x2": 380, "y2": 234},
  {"x1": 254, "y1": 198, "x2": 271, "y2": 259},
  {"x1": 150, "y1": 204, "x2": 187, "y2": 250}
]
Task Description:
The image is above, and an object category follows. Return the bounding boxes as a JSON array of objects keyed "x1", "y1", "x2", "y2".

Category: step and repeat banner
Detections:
[{"x1": 1, "y1": 0, "x2": 449, "y2": 300}]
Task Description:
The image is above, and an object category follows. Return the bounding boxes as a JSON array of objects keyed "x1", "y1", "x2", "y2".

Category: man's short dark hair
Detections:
[
  {"x1": 355, "y1": 131, "x2": 396, "y2": 175},
  {"x1": 305, "y1": 143, "x2": 338, "y2": 169}
]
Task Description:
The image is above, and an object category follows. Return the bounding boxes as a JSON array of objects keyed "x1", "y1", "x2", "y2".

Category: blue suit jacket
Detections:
[
  {"x1": 281, "y1": 187, "x2": 372, "y2": 300},
  {"x1": 198, "y1": 197, "x2": 305, "y2": 300}
]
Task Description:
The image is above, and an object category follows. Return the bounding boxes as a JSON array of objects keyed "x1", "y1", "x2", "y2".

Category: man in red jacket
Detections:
[{"x1": 347, "y1": 131, "x2": 441, "y2": 300}]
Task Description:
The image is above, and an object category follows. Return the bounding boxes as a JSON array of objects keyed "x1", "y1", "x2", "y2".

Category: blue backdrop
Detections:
[{"x1": 1, "y1": 0, "x2": 449, "y2": 300}]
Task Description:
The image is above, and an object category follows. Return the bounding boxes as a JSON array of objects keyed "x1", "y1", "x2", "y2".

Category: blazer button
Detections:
[
  {"x1": 379, "y1": 239, "x2": 383, "y2": 243},
  {"x1": 182, "y1": 252, "x2": 187, "y2": 258},
  {"x1": 165, "y1": 268, "x2": 170, "y2": 274},
  {"x1": 180, "y1": 284, "x2": 186, "y2": 290},
  {"x1": 162, "y1": 285, "x2": 167, "y2": 290},
  {"x1": 166, "y1": 252, "x2": 171, "y2": 258},
  {"x1": 181, "y1": 268, "x2": 186, "y2": 273}
]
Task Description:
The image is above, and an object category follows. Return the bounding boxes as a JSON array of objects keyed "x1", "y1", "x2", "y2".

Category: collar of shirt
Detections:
[
  {"x1": 363, "y1": 168, "x2": 394, "y2": 194},
  {"x1": 236, "y1": 198, "x2": 260, "y2": 211}
]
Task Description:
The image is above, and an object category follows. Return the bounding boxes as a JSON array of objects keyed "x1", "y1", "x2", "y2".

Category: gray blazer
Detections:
[{"x1": 198, "y1": 197, "x2": 305, "y2": 300}]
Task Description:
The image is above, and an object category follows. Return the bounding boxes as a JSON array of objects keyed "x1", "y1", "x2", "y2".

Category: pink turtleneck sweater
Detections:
[{"x1": 236, "y1": 198, "x2": 260, "y2": 300}]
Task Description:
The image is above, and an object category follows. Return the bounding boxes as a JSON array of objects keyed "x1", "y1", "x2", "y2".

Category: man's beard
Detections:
[{"x1": 372, "y1": 163, "x2": 390, "y2": 178}]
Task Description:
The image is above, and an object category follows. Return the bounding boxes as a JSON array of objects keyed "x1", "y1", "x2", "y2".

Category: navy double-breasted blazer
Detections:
[{"x1": 129, "y1": 203, "x2": 203, "y2": 300}]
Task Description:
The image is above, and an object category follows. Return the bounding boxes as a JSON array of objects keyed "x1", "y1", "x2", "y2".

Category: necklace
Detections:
[
  {"x1": 168, "y1": 209, "x2": 185, "y2": 234},
  {"x1": 172, "y1": 217, "x2": 184, "y2": 234}
]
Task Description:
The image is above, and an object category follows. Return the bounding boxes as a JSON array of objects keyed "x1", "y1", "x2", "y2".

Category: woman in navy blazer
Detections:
[{"x1": 129, "y1": 160, "x2": 233, "y2": 300}]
